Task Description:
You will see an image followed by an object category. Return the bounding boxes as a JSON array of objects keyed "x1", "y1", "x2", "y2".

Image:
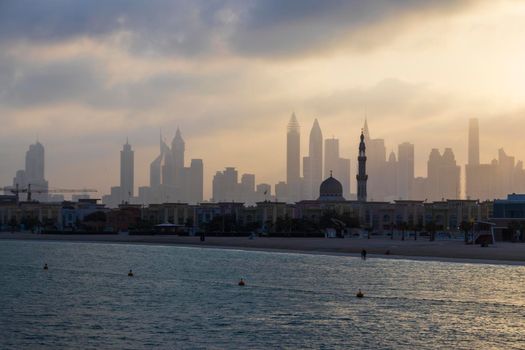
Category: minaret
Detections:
[
  {"x1": 356, "y1": 131, "x2": 368, "y2": 202},
  {"x1": 286, "y1": 113, "x2": 301, "y2": 201}
]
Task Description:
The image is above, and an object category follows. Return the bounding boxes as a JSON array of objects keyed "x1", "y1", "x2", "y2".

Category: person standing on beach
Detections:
[{"x1": 361, "y1": 249, "x2": 367, "y2": 260}]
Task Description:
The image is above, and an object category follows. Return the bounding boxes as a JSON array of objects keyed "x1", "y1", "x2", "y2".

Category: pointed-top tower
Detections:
[
  {"x1": 150, "y1": 130, "x2": 170, "y2": 187},
  {"x1": 303, "y1": 118, "x2": 323, "y2": 199},
  {"x1": 287, "y1": 113, "x2": 301, "y2": 202},
  {"x1": 363, "y1": 118, "x2": 370, "y2": 141},
  {"x1": 172, "y1": 127, "x2": 185, "y2": 182},
  {"x1": 356, "y1": 131, "x2": 368, "y2": 202},
  {"x1": 120, "y1": 138, "x2": 134, "y2": 201},
  {"x1": 288, "y1": 113, "x2": 300, "y2": 131}
]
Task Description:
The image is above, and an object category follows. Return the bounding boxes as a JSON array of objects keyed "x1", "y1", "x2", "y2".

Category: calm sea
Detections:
[{"x1": 0, "y1": 240, "x2": 523, "y2": 349}]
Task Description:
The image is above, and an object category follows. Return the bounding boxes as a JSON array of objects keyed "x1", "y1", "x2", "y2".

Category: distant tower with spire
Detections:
[
  {"x1": 356, "y1": 131, "x2": 368, "y2": 202},
  {"x1": 172, "y1": 127, "x2": 185, "y2": 171},
  {"x1": 287, "y1": 113, "x2": 301, "y2": 202},
  {"x1": 303, "y1": 118, "x2": 323, "y2": 199},
  {"x1": 120, "y1": 138, "x2": 134, "y2": 202}
]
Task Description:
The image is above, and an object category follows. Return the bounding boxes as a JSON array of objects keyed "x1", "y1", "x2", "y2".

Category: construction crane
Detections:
[{"x1": 2, "y1": 184, "x2": 98, "y2": 202}]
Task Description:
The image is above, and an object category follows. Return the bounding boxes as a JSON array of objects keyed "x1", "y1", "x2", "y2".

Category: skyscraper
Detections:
[
  {"x1": 397, "y1": 142, "x2": 414, "y2": 200},
  {"x1": 302, "y1": 119, "x2": 323, "y2": 200},
  {"x1": 120, "y1": 139, "x2": 134, "y2": 202},
  {"x1": 357, "y1": 132, "x2": 368, "y2": 202},
  {"x1": 466, "y1": 118, "x2": 483, "y2": 200},
  {"x1": 188, "y1": 159, "x2": 204, "y2": 203},
  {"x1": 324, "y1": 138, "x2": 340, "y2": 180},
  {"x1": 385, "y1": 151, "x2": 398, "y2": 200},
  {"x1": 13, "y1": 141, "x2": 49, "y2": 201},
  {"x1": 25, "y1": 142, "x2": 45, "y2": 185},
  {"x1": 362, "y1": 119, "x2": 387, "y2": 201},
  {"x1": 144, "y1": 128, "x2": 204, "y2": 205},
  {"x1": 172, "y1": 127, "x2": 185, "y2": 185},
  {"x1": 324, "y1": 137, "x2": 350, "y2": 198},
  {"x1": 286, "y1": 113, "x2": 301, "y2": 202},
  {"x1": 426, "y1": 148, "x2": 460, "y2": 201},
  {"x1": 468, "y1": 118, "x2": 480, "y2": 166},
  {"x1": 150, "y1": 133, "x2": 169, "y2": 187}
]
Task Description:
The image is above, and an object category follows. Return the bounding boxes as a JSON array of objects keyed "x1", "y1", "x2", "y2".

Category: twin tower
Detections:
[{"x1": 286, "y1": 113, "x2": 368, "y2": 202}]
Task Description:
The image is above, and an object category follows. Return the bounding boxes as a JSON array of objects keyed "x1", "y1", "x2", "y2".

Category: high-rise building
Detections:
[
  {"x1": 275, "y1": 181, "x2": 288, "y2": 202},
  {"x1": 324, "y1": 138, "x2": 340, "y2": 179},
  {"x1": 286, "y1": 113, "x2": 301, "y2": 202},
  {"x1": 362, "y1": 119, "x2": 387, "y2": 201},
  {"x1": 385, "y1": 151, "x2": 398, "y2": 200},
  {"x1": 172, "y1": 127, "x2": 185, "y2": 185},
  {"x1": 357, "y1": 132, "x2": 368, "y2": 202},
  {"x1": 338, "y1": 158, "x2": 351, "y2": 199},
  {"x1": 120, "y1": 139, "x2": 134, "y2": 203},
  {"x1": 212, "y1": 167, "x2": 238, "y2": 202},
  {"x1": 323, "y1": 137, "x2": 350, "y2": 198},
  {"x1": 212, "y1": 168, "x2": 258, "y2": 204},
  {"x1": 397, "y1": 142, "x2": 414, "y2": 200},
  {"x1": 13, "y1": 141, "x2": 49, "y2": 201},
  {"x1": 150, "y1": 133, "x2": 169, "y2": 187},
  {"x1": 302, "y1": 119, "x2": 323, "y2": 200},
  {"x1": 144, "y1": 128, "x2": 203, "y2": 206},
  {"x1": 25, "y1": 142, "x2": 45, "y2": 185},
  {"x1": 188, "y1": 159, "x2": 204, "y2": 203},
  {"x1": 468, "y1": 118, "x2": 480, "y2": 166},
  {"x1": 427, "y1": 148, "x2": 460, "y2": 201}
]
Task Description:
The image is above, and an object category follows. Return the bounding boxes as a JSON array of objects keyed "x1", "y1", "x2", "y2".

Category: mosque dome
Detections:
[{"x1": 318, "y1": 175, "x2": 345, "y2": 201}]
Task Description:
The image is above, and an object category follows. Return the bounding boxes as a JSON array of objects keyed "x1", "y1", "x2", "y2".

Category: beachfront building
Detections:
[
  {"x1": 491, "y1": 194, "x2": 525, "y2": 241},
  {"x1": 0, "y1": 200, "x2": 62, "y2": 232}
]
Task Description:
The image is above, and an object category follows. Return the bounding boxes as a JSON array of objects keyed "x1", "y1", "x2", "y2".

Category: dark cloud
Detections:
[
  {"x1": 0, "y1": 0, "x2": 480, "y2": 58},
  {"x1": 0, "y1": 0, "x2": 233, "y2": 56},
  {"x1": 231, "y1": 0, "x2": 478, "y2": 57},
  {"x1": 0, "y1": 56, "x2": 104, "y2": 107},
  {"x1": 0, "y1": 52, "x2": 249, "y2": 109}
]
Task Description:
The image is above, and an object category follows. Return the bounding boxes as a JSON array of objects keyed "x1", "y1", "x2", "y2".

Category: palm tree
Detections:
[
  {"x1": 425, "y1": 221, "x2": 437, "y2": 242},
  {"x1": 399, "y1": 221, "x2": 408, "y2": 241},
  {"x1": 459, "y1": 221, "x2": 474, "y2": 244},
  {"x1": 507, "y1": 221, "x2": 524, "y2": 242}
]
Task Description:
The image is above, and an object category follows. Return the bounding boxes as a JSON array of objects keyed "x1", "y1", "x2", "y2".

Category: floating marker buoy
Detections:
[
  {"x1": 128, "y1": 269, "x2": 134, "y2": 277},
  {"x1": 356, "y1": 289, "x2": 364, "y2": 298},
  {"x1": 238, "y1": 278, "x2": 245, "y2": 286}
]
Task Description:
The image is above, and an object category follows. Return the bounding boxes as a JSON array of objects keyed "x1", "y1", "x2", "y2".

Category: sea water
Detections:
[{"x1": 0, "y1": 240, "x2": 523, "y2": 349}]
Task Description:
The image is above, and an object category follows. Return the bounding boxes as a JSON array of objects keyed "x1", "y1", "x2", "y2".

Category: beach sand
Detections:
[{"x1": 1, "y1": 233, "x2": 524, "y2": 264}]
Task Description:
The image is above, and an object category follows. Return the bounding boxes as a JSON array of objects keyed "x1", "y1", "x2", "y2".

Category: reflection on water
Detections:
[{"x1": 0, "y1": 240, "x2": 524, "y2": 349}]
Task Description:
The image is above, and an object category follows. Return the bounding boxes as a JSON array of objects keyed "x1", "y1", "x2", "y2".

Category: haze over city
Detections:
[
  {"x1": 1, "y1": 0, "x2": 525, "y2": 200},
  {"x1": 3, "y1": 2, "x2": 525, "y2": 349}
]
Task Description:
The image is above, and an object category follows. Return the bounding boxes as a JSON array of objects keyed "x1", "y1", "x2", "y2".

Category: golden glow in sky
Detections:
[{"x1": 0, "y1": 0, "x2": 524, "y2": 198}]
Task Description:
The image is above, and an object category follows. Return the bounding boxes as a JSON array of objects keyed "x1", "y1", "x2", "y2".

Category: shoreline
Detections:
[{"x1": 1, "y1": 233, "x2": 524, "y2": 266}]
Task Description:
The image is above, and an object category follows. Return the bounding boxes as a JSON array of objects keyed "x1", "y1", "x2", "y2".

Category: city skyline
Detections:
[
  {"x1": 2, "y1": 3, "x2": 525, "y2": 349},
  {"x1": 5, "y1": 116, "x2": 525, "y2": 204},
  {"x1": 2, "y1": 1, "x2": 525, "y2": 200}
]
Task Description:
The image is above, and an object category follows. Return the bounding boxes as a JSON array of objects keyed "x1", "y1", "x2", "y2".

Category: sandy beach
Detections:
[{"x1": 1, "y1": 232, "x2": 524, "y2": 264}]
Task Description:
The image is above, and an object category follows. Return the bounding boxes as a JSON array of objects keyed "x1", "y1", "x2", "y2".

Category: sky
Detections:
[{"x1": 1, "y1": 0, "x2": 525, "y2": 199}]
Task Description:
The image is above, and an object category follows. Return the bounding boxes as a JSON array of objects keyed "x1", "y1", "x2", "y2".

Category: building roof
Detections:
[{"x1": 318, "y1": 175, "x2": 345, "y2": 201}]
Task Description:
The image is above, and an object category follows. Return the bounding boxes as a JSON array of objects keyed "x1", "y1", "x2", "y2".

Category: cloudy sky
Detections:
[{"x1": 1, "y1": 0, "x2": 525, "y2": 199}]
